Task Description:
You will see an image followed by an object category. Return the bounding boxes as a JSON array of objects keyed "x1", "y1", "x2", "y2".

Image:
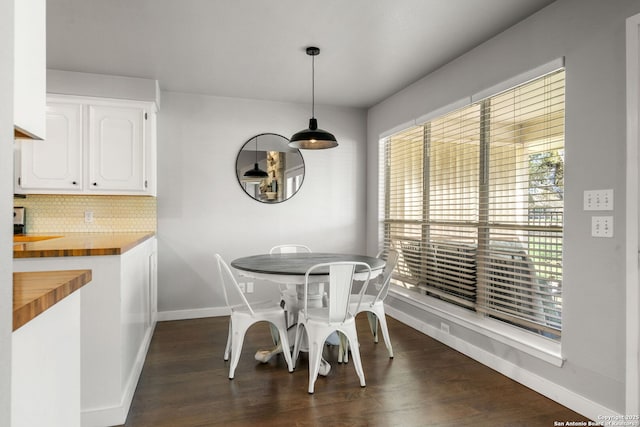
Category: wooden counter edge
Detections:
[
  {"x1": 13, "y1": 269, "x2": 92, "y2": 331},
  {"x1": 119, "y1": 232, "x2": 155, "y2": 254},
  {"x1": 13, "y1": 232, "x2": 155, "y2": 258}
]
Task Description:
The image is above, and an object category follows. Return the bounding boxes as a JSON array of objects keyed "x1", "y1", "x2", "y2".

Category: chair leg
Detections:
[
  {"x1": 307, "y1": 338, "x2": 323, "y2": 394},
  {"x1": 276, "y1": 322, "x2": 294, "y2": 373},
  {"x1": 292, "y1": 323, "x2": 305, "y2": 370},
  {"x1": 228, "y1": 323, "x2": 248, "y2": 380},
  {"x1": 224, "y1": 320, "x2": 232, "y2": 361},
  {"x1": 269, "y1": 323, "x2": 280, "y2": 345},
  {"x1": 345, "y1": 332, "x2": 366, "y2": 388},
  {"x1": 375, "y1": 311, "x2": 394, "y2": 358},
  {"x1": 282, "y1": 288, "x2": 299, "y2": 327},
  {"x1": 338, "y1": 332, "x2": 349, "y2": 364},
  {"x1": 366, "y1": 312, "x2": 379, "y2": 343}
]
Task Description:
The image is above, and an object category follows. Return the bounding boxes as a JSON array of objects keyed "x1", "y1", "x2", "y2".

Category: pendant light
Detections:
[
  {"x1": 289, "y1": 46, "x2": 338, "y2": 149},
  {"x1": 242, "y1": 135, "x2": 268, "y2": 181}
]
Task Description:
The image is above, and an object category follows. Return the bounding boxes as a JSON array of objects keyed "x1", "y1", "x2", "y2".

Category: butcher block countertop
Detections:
[
  {"x1": 13, "y1": 269, "x2": 92, "y2": 331},
  {"x1": 13, "y1": 232, "x2": 155, "y2": 258}
]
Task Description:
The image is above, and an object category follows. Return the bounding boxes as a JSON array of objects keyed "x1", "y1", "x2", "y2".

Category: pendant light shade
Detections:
[
  {"x1": 243, "y1": 163, "x2": 269, "y2": 179},
  {"x1": 289, "y1": 47, "x2": 338, "y2": 150},
  {"x1": 242, "y1": 136, "x2": 268, "y2": 181},
  {"x1": 290, "y1": 118, "x2": 337, "y2": 149}
]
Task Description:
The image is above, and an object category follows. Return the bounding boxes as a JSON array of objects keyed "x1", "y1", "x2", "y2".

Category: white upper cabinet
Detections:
[
  {"x1": 14, "y1": 0, "x2": 46, "y2": 140},
  {"x1": 88, "y1": 105, "x2": 146, "y2": 192},
  {"x1": 19, "y1": 102, "x2": 83, "y2": 191},
  {"x1": 15, "y1": 96, "x2": 157, "y2": 196}
]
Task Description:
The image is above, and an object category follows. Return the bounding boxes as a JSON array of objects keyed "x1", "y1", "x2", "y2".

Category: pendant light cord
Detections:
[{"x1": 311, "y1": 53, "x2": 315, "y2": 119}]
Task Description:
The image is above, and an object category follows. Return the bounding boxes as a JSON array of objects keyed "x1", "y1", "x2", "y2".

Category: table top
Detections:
[{"x1": 231, "y1": 253, "x2": 386, "y2": 276}]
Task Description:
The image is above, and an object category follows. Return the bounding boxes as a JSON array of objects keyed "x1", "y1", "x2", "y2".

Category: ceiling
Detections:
[{"x1": 46, "y1": 0, "x2": 556, "y2": 109}]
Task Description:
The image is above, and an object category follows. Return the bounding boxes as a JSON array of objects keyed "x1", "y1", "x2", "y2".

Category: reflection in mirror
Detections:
[{"x1": 236, "y1": 133, "x2": 305, "y2": 203}]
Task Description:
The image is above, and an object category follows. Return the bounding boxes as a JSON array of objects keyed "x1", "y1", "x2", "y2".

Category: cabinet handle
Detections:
[
  {"x1": 72, "y1": 181, "x2": 77, "y2": 185},
  {"x1": 92, "y1": 182, "x2": 98, "y2": 186}
]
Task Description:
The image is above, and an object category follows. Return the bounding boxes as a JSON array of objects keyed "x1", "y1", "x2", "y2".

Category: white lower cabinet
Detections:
[
  {"x1": 12, "y1": 292, "x2": 81, "y2": 427},
  {"x1": 15, "y1": 95, "x2": 157, "y2": 196},
  {"x1": 13, "y1": 237, "x2": 158, "y2": 427}
]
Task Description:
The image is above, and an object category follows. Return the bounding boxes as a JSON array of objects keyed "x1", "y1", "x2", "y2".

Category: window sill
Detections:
[{"x1": 388, "y1": 287, "x2": 564, "y2": 367}]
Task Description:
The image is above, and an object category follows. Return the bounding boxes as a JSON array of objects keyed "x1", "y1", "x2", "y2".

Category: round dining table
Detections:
[
  {"x1": 231, "y1": 252, "x2": 386, "y2": 284},
  {"x1": 231, "y1": 252, "x2": 386, "y2": 373}
]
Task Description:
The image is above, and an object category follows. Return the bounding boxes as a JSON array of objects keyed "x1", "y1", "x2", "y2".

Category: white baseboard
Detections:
[
  {"x1": 157, "y1": 306, "x2": 229, "y2": 322},
  {"x1": 386, "y1": 306, "x2": 619, "y2": 422},
  {"x1": 81, "y1": 322, "x2": 156, "y2": 427}
]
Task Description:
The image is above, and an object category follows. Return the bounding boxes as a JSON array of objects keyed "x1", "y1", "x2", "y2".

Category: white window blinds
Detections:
[{"x1": 382, "y1": 69, "x2": 565, "y2": 339}]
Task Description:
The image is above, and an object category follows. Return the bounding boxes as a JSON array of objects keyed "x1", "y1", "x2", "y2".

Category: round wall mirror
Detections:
[{"x1": 236, "y1": 133, "x2": 305, "y2": 203}]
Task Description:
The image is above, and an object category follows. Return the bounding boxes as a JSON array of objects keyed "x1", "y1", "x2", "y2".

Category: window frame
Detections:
[{"x1": 378, "y1": 61, "x2": 565, "y2": 366}]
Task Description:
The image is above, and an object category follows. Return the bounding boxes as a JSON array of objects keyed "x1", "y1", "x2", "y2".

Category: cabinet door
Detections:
[
  {"x1": 18, "y1": 103, "x2": 83, "y2": 192},
  {"x1": 88, "y1": 105, "x2": 146, "y2": 192},
  {"x1": 14, "y1": 0, "x2": 46, "y2": 140}
]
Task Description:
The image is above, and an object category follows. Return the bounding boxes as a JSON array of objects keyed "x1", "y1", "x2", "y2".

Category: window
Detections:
[{"x1": 381, "y1": 69, "x2": 565, "y2": 340}]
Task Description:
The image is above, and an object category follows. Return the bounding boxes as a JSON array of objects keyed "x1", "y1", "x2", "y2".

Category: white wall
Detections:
[
  {"x1": 0, "y1": 0, "x2": 13, "y2": 425},
  {"x1": 156, "y1": 92, "x2": 367, "y2": 315},
  {"x1": 366, "y1": 0, "x2": 640, "y2": 415}
]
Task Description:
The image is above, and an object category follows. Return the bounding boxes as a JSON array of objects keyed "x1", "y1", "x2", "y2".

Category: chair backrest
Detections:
[
  {"x1": 372, "y1": 249, "x2": 399, "y2": 304},
  {"x1": 269, "y1": 244, "x2": 312, "y2": 254},
  {"x1": 215, "y1": 254, "x2": 254, "y2": 315},
  {"x1": 303, "y1": 262, "x2": 371, "y2": 323}
]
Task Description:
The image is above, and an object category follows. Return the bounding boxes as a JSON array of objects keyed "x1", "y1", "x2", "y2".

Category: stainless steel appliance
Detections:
[{"x1": 14, "y1": 207, "x2": 25, "y2": 234}]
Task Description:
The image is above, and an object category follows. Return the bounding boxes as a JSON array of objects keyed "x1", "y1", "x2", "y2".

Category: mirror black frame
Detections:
[{"x1": 235, "y1": 133, "x2": 305, "y2": 203}]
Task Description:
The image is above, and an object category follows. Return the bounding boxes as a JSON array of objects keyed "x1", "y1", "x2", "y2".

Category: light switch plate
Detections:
[
  {"x1": 592, "y1": 216, "x2": 613, "y2": 238},
  {"x1": 584, "y1": 189, "x2": 614, "y2": 211}
]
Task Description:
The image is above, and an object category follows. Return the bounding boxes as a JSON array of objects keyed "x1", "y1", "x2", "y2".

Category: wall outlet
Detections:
[
  {"x1": 440, "y1": 322, "x2": 450, "y2": 334},
  {"x1": 84, "y1": 211, "x2": 94, "y2": 223},
  {"x1": 584, "y1": 189, "x2": 613, "y2": 211},
  {"x1": 592, "y1": 216, "x2": 614, "y2": 238},
  {"x1": 238, "y1": 282, "x2": 246, "y2": 293},
  {"x1": 246, "y1": 282, "x2": 254, "y2": 293}
]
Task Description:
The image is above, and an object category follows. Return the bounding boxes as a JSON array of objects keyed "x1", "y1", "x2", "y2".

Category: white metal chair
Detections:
[
  {"x1": 340, "y1": 250, "x2": 399, "y2": 363},
  {"x1": 269, "y1": 244, "x2": 311, "y2": 254},
  {"x1": 269, "y1": 244, "x2": 312, "y2": 327},
  {"x1": 215, "y1": 253, "x2": 294, "y2": 379},
  {"x1": 293, "y1": 261, "x2": 372, "y2": 394}
]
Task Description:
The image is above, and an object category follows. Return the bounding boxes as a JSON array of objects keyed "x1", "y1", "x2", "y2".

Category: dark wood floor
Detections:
[{"x1": 119, "y1": 315, "x2": 588, "y2": 427}]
